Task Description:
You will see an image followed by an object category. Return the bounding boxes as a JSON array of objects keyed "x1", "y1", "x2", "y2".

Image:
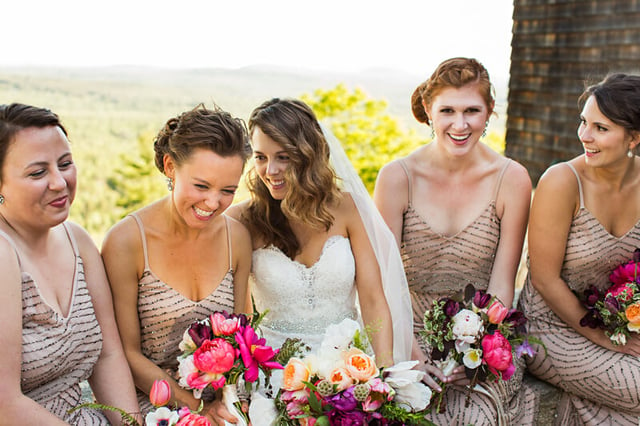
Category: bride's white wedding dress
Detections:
[{"x1": 252, "y1": 234, "x2": 359, "y2": 353}]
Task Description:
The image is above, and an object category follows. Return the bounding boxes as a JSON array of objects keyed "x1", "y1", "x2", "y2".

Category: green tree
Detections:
[
  {"x1": 301, "y1": 84, "x2": 421, "y2": 193},
  {"x1": 106, "y1": 130, "x2": 166, "y2": 218}
]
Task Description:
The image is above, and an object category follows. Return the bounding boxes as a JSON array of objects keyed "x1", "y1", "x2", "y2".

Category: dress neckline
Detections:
[
  {"x1": 405, "y1": 202, "x2": 497, "y2": 240},
  {"x1": 256, "y1": 235, "x2": 348, "y2": 269}
]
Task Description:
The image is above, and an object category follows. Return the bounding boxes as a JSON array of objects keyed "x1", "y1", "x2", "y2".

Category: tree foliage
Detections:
[{"x1": 302, "y1": 84, "x2": 421, "y2": 193}]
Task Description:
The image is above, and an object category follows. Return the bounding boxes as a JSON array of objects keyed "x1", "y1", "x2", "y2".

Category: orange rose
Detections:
[
  {"x1": 343, "y1": 348, "x2": 379, "y2": 382},
  {"x1": 329, "y1": 367, "x2": 354, "y2": 391},
  {"x1": 282, "y1": 357, "x2": 310, "y2": 391},
  {"x1": 625, "y1": 303, "x2": 640, "y2": 332}
]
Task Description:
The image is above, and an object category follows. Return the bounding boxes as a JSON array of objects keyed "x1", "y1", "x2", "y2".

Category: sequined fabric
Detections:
[
  {"x1": 251, "y1": 235, "x2": 358, "y2": 352},
  {"x1": 519, "y1": 163, "x2": 640, "y2": 425},
  {"x1": 131, "y1": 213, "x2": 235, "y2": 412},
  {"x1": 400, "y1": 158, "x2": 537, "y2": 426},
  {"x1": 8, "y1": 224, "x2": 110, "y2": 424}
]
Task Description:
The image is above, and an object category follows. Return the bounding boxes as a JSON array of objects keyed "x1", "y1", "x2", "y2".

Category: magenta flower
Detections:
[
  {"x1": 234, "y1": 326, "x2": 283, "y2": 382},
  {"x1": 609, "y1": 261, "x2": 639, "y2": 286},
  {"x1": 481, "y1": 331, "x2": 515, "y2": 380}
]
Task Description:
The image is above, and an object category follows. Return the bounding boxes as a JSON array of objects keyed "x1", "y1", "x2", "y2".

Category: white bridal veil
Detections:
[{"x1": 320, "y1": 123, "x2": 413, "y2": 363}]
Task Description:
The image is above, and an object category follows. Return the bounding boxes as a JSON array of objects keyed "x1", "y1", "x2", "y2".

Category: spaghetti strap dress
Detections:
[
  {"x1": 131, "y1": 213, "x2": 236, "y2": 412},
  {"x1": 6, "y1": 223, "x2": 109, "y2": 424},
  {"x1": 519, "y1": 162, "x2": 640, "y2": 425},
  {"x1": 400, "y1": 158, "x2": 537, "y2": 426}
]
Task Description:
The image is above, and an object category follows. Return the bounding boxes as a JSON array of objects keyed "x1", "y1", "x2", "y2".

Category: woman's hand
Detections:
[{"x1": 203, "y1": 399, "x2": 238, "y2": 425}]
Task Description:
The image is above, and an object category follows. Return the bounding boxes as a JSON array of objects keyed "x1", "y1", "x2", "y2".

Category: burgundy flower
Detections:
[
  {"x1": 603, "y1": 295, "x2": 621, "y2": 314},
  {"x1": 188, "y1": 321, "x2": 213, "y2": 348},
  {"x1": 582, "y1": 285, "x2": 601, "y2": 307},
  {"x1": 473, "y1": 290, "x2": 492, "y2": 309},
  {"x1": 327, "y1": 409, "x2": 367, "y2": 426},
  {"x1": 504, "y1": 309, "x2": 527, "y2": 328},
  {"x1": 443, "y1": 299, "x2": 460, "y2": 317}
]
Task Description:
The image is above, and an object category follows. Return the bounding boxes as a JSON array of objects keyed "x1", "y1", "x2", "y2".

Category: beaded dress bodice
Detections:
[{"x1": 251, "y1": 235, "x2": 358, "y2": 351}]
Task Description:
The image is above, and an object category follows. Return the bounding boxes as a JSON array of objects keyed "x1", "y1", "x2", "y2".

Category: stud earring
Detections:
[
  {"x1": 628, "y1": 149, "x2": 634, "y2": 158},
  {"x1": 428, "y1": 120, "x2": 435, "y2": 139},
  {"x1": 167, "y1": 178, "x2": 174, "y2": 191},
  {"x1": 482, "y1": 121, "x2": 489, "y2": 138},
  {"x1": 0, "y1": 194, "x2": 4, "y2": 205}
]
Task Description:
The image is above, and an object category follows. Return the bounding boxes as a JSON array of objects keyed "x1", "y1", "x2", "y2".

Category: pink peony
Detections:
[
  {"x1": 192, "y1": 338, "x2": 236, "y2": 375},
  {"x1": 210, "y1": 312, "x2": 241, "y2": 336},
  {"x1": 149, "y1": 379, "x2": 171, "y2": 407},
  {"x1": 481, "y1": 331, "x2": 515, "y2": 380},
  {"x1": 176, "y1": 412, "x2": 212, "y2": 426}
]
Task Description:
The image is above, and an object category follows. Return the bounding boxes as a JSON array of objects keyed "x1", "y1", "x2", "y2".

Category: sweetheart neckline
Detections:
[{"x1": 255, "y1": 235, "x2": 349, "y2": 269}]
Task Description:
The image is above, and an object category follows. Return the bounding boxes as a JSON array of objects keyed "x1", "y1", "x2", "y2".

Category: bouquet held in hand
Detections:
[
  {"x1": 420, "y1": 284, "x2": 536, "y2": 409},
  {"x1": 177, "y1": 306, "x2": 283, "y2": 425},
  {"x1": 580, "y1": 248, "x2": 640, "y2": 346},
  {"x1": 276, "y1": 318, "x2": 434, "y2": 425}
]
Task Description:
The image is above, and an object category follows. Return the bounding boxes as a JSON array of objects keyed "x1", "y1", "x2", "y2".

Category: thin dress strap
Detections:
[
  {"x1": 565, "y1": 162, "x2": 585, "y2": 208},
  {"x1": 61, "y1": 222, "x2": 79, "y2": 256},
  {"x1": 223, "y1": 215, "x2": 233, "y2": 273},
  {"x1": 398, "y1": 159, "x2": 413, "y2": 206},
  {"x1": 0, "y1": 228, "x2": 22, "y2": 269},
  {"x1": 129, "y1": 213, "x2": 151, "y2": 270},
  {"x1": 493, "y1": 159, "x2": 512, "y2": 201}
]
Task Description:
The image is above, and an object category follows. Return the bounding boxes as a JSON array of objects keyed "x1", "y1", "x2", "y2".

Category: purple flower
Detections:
[
  {"x1": 515, "y1": 339, "x2": 536, "y2": 358},
  {"x1": 604, "y1": 295, "x2": 621, "y2": 314},
  {"x1": 582, "y1": 285, "x2": 601, "y2": 307},
  {"x1": 504, "y1": 309, "x2": 527, "y2": 328},
  {"x1": 327, "y1": 408, "x2": 367, "y2": 426},
  {"x1": 188, "y1": 321, "x2": 213, "y2": 347},
  {"x1": 473, "y1": 289, "x2": 492, "y2": 309},
  {"x1": 326, "y1": 387, "x2": 358, "y2": 412}
]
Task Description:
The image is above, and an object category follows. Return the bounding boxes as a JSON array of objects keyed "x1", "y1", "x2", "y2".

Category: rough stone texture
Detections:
[{"x1": 525, "y1": 373, "x2": 561, "y2": 425}]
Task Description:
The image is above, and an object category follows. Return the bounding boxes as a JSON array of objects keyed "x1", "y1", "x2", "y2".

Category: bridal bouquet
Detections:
[
  {"x1": 275, "y1": 319, "x2": 434, "y2": 425},
  {"x1": 420, "y1": 284, "x2": 535, "y2": 408},
  {"x1": 579, "y1": 248, "x2": 640, "y2": 346},
  {"x1": 177, "y1": 307, "x2": 283, "y2": 426}
]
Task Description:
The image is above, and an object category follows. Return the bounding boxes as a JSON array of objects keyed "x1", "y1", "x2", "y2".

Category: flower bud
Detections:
[{"x1": 149, "y1": 379, "x2": 171, "y2": 407}]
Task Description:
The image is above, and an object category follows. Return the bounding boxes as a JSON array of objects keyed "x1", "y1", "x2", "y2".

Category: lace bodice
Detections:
[{"x1": 251, "y1": 235, "x2": 358, "y2": 351}]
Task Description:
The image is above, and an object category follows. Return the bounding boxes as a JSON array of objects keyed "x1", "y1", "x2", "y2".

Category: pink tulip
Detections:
[
  {"x1": 486, "y1": 301, "x2": 509, "y2": 324},
  {"x1": 149, "y1": 379, "x2": 171, "y2": 407},
  {"x1": 481, "y1": 331, "x2": 515, "y2": 380}
]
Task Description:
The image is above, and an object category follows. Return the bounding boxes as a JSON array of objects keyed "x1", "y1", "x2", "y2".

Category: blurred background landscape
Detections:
[{"x1": 0, "y1": 65, "x2": 508, "y2": 242}]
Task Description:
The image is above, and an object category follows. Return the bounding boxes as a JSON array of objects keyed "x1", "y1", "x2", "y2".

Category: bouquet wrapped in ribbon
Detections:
[
  {"x1": 579, "y1": 248, "x2": 640, "y2": 346},
  {"x1": 275, "y1": 319, "x2": 434, "y2": 425},
  {"x1": 420, "y1": 284, "x2": 536, "y2": 410},
  {"x1": 177, "y1": 307, "x2": 283, "y2": 426}
]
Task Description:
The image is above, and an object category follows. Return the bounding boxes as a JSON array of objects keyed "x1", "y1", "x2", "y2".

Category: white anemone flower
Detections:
[{"x1": 145, "y1": 406, "x2": 179, "y2": 426}]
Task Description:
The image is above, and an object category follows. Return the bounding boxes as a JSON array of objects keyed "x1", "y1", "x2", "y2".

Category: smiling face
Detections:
[
  {"x1": 251, "y1": 126, "x2": 291, "y2": 201},
  {"x1": 0, "y1": 126, "x2": 76, "y2": 230},
  {"x1": 427, "y1": 84, "x2": 491, "y2": 156},
  {"x1": 578, "y1": 95, "x2": 637, "y2": 167},
  {"x1": 164, "y1": 147, "x2": 243, "y2": 228}
]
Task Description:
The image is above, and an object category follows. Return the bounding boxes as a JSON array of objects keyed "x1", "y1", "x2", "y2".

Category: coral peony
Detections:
[
  {"x1": 343, "y1": 348, "x2": 379, "y2": 382},
  {"x1": 481, "y1": 331, "x2": 515, "y2": 380},
  {"x1": 282, "y1": 358, "x2": 311, "y2": 391}
]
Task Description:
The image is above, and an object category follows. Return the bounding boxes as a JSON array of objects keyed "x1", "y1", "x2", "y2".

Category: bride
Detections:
[{"x1": 227, "y1": 98, "x2": 411, "y2": 369}]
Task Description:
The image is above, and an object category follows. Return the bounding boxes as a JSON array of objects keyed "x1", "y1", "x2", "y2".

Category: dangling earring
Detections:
[
  {"x1": 482, "y1": 121, "x2": 489, "y2": 138},
  {"x1": 0, "y1": 194, "x2": 4, "y2": 205},
  {"x1": 167, "y1": 178, "x2": 174, "y2": 191},
  {"x1": 428, "y1": 120, "x2": 435, "y2": 139},
  {"x1": 628, "y1": 149, "x2": 634, "y2": 158}
]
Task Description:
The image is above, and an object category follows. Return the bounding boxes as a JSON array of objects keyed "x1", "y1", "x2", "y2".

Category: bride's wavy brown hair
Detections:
[{"x1": 242, "y1": 98, "x2": 341, "y2": 257}]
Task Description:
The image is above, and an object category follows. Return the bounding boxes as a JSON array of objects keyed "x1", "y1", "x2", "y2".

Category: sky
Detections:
[{"x1": 4, "y1": 0, "x2": 514, "y2": 82}]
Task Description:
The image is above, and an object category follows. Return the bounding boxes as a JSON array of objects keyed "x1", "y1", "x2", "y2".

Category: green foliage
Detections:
[
  {"x1": 302, "y1": 84, "x2": 422, "y2": 193},
  {"x1": 106, "y1": 130, "x2": 166, "y2": 218}
]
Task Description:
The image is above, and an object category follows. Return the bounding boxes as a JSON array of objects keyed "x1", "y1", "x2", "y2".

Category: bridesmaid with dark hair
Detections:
[
  {"x1": 102, "y1": 104, "x2": 253, "y2": 424},
  {"x1": 519, "y1": 73, "x2": 640, "y2": 424},
  {"x1": 0, "y1": 103, "x2": 140, "y2": 425}
]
